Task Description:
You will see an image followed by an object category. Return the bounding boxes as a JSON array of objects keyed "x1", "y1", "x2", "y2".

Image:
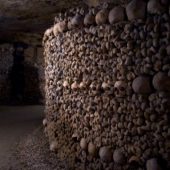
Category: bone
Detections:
[
  {"x1": 95, "y1": 9, "x2": 108, "y2": 25},
  {"x1": 132, "y1": 76, "x2": 152, "y2": 94},
  {"x1": 126, "y1": 0, "x2": 146, "y2": 21},
  {"x1": 43, "y1": 2, "x2": 170, "y2": 169},
  {"x1": 108, "y1": 6, "x2": 125, "y2": 24},
  {"x1": 147, "y1": 0, "x2": 165, "y2": 15}
]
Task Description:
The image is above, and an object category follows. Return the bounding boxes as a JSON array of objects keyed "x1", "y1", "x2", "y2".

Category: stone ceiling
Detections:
[
  {"x1": 0, "y1": 0, "x2": 127, "y2": 44},
  {"x1": 0, "y1": 0, "x2": 81, "y2": 43}
]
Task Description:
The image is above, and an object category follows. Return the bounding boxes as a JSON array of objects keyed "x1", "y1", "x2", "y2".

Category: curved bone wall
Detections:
[{"x1": 43, "y1": 0, "x2": 170, "y2": 169}]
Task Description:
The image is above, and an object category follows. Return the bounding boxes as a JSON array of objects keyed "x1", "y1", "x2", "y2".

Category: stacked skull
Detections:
[{"x1": 43, "y1": 0, "x2": 170, "y2": 169}]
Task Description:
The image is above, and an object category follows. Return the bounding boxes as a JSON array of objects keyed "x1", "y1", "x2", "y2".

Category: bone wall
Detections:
[{"x1": 43, "y1": 0, "x2": 170, "y2": 169}]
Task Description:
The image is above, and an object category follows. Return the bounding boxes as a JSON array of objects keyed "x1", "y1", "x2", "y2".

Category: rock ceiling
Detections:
[
  {"x1": 0, "y1": 0, "x2": 128, "y2": 43},
  {"x1": 0, "y1": 0, "x2": 80, "y2": 42}
]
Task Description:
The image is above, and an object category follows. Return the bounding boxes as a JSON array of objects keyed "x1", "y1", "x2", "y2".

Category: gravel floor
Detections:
[
  {"x1": 0, "y1": 106, "x2": 44, "y2": 170},
  {"x1": 12, "y1": 126, "x2": 68, "y2": 170}
]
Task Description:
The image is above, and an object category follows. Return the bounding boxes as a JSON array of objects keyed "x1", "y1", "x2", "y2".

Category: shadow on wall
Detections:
[
  {"x1": 9, "y1": 43, "x2": 42, "y2": 105},
  {"x1": 0, "y1": 44, "x2": 13, "y2": 104},
  {"x1": 24, "y1": 63, "x2": 42, "y2": 104}
]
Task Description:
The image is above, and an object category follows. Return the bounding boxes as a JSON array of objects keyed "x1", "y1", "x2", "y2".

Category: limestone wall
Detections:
[{"x1": 43, "y1": 0, "x2": 170, "y2": 169}]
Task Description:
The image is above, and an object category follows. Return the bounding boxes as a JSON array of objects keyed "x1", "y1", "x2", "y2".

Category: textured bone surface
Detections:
[{"x1": 43, "y1": 1, "x2": 170, "y2": 169}]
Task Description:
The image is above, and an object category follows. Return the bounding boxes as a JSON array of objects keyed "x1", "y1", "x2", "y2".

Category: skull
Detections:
[
  {"x1": 43, "y1": 27, "x2": 54, "y2": 44},
  {"x1": 114, "y1": 81, "x2": 127, "y2": 97},
  {"x1": 56, "y1": 80, "x2": 63, "y2": 91},
  {"x1": 90, "y1": 81, "x2": 101, "y2": 95},
  {"x1": 71, "y1": 81, "x2": 79, "y2": 90},
  {"x1": 63, "y1": 80, "x2": 69, "y2": 88},
  {"x1": 53, "y1": 21, "x2": 67, "y2": 36}
]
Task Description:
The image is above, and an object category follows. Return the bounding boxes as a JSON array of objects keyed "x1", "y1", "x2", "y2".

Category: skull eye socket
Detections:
[
  {"x1": 119, "y1": 86, "x2": 125, "y2": 91},
  {"x1": 92, "y1": 87, "x2": 96, "y2": 91}
]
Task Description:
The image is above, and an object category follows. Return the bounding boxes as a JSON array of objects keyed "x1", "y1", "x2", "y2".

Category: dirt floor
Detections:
[{"x1": 0, "y1": 106, "x2": 44, "y2": 170}]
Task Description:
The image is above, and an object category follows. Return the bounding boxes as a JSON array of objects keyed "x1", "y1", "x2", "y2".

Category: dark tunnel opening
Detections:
[{"x1": 9, "y1": 43, "x2": 42, "y2": 105}]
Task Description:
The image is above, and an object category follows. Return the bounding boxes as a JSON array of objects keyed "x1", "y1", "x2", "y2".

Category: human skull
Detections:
[{"x1": 114, "y1": 81, "x2": 127, "y2": 97}]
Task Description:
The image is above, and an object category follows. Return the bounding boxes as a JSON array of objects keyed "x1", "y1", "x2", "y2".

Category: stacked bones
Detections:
[{"x1": 43, "y1": 0, "x2": 170, "y2": 169}]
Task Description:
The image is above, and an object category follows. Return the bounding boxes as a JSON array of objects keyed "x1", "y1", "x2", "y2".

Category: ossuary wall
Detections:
[{"x1": 43, "y1": 0, "x2": 170, "y2": 169}]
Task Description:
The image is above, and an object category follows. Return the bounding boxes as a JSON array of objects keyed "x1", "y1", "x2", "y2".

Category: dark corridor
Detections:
[
  {"x1": 9, "y1": 44, "x2": 42, "y2": 105},
  {"x1": 10, "y1": 45, "x2": 25, "y2": 103}
]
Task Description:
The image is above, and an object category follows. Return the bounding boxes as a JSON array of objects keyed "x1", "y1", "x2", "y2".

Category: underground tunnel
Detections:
[{"x1": 0, "y1": 0, "x2": 170, "y2": 170}]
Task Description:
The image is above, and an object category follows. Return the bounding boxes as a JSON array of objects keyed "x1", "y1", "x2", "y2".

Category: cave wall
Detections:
[
  {"x1": 0, "y1": 44, "x2": 45, "y2": 104},
  {"x1": 43, "y1": 0, "x2": 170, "y2": 169},
  {"x1": 0, "y1": 44, "x2": 14, "y2": 103},
  {"x1": 24, "y1": 46, "x2": 45, "y2": 104}
]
